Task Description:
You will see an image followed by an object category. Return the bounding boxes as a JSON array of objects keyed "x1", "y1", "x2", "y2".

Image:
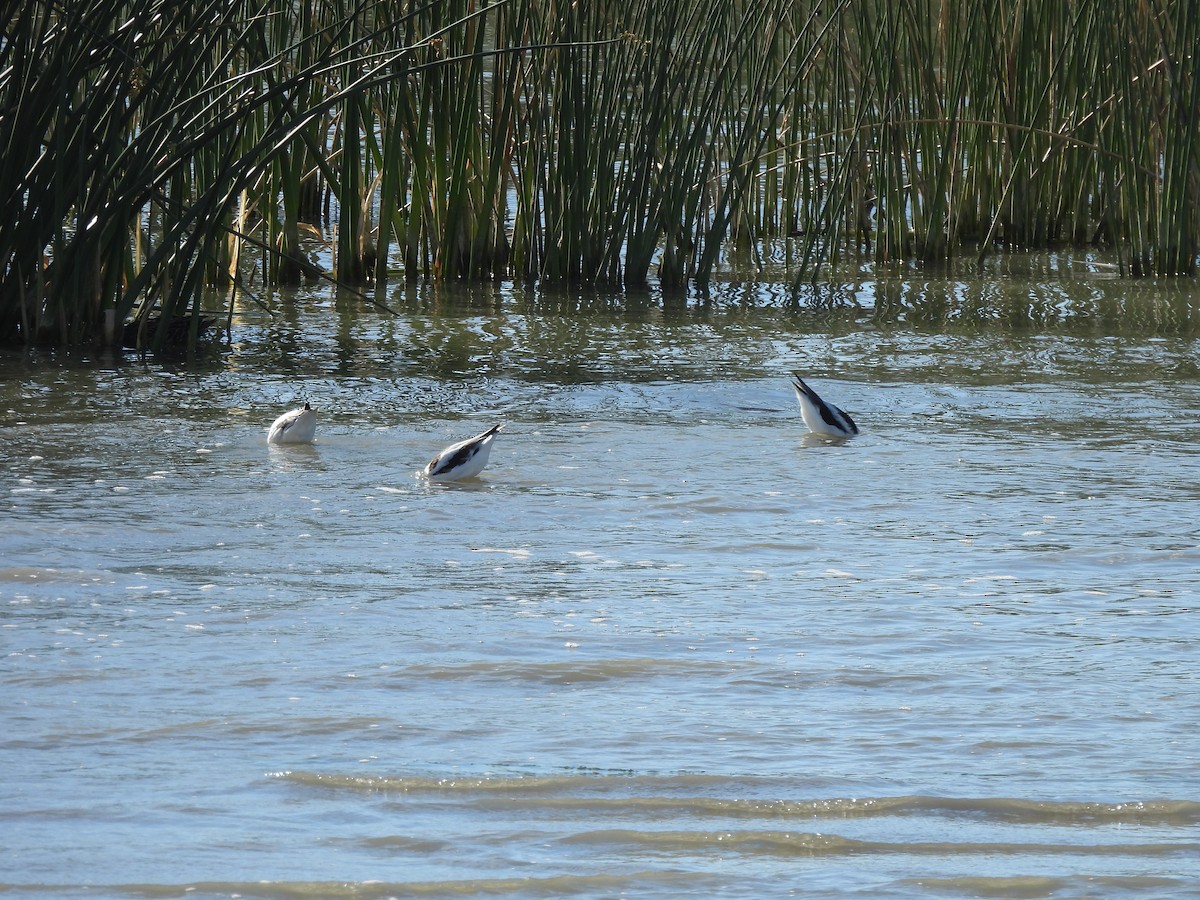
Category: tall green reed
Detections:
[{"x1": 3, "y1": 0, "x2": 1199, "y2": 350}]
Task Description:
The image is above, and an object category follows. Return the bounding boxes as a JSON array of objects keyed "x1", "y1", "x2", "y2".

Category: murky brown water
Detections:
[{"x1": 3, "y1": 269, "x2": 1199, "y2": 898}]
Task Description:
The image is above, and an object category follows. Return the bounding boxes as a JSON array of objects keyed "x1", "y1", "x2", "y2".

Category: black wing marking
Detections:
[
  {"x1": 811, "y1": 393, "x2": 858, "y2": 434},
  {"x1": 834, "y1": 406, "x2": 858, "y2": 434},
  {"x1": 427, "y1": 424, "x2": 501, "y2": 475},
  {"x1": 430, "y1": 439, "x2": 483, "y2": 475},
  {"x1": 427, "y1": 425, "x2": 503, "y2": 476},
  {"x1": 793, "y1": 374, "x2": 858, "y2": 434},
  {"x1": 276, "y1": 403, "x2": 313, "y2": 436}
]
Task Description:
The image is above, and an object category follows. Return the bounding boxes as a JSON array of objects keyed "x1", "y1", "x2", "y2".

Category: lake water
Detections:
[{"x1": 3, "y1": 270, "x2": 1200, "y2": 898}]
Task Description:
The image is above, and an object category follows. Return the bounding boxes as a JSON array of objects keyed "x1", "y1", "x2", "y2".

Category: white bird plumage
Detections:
[
  {"x1": 790, "y1": 374, "x2": 858, "y2": 437},
  {"x1": 424, "y1": 424, "x2": 503, "y2": 481},
  {"x1": 267, "y1": 401, "x2": 318, "y2": 444}
]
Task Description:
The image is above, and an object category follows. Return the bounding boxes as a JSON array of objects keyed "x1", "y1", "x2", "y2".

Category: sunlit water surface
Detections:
[{"x1": 2, "y1": 274, "x2": 1199, "y2": 898}]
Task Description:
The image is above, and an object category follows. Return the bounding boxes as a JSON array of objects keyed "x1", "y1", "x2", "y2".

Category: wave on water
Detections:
[
  {"x1": 272, "y1": 772, "x2": 1200, "y2": 826},
  {"x1": 0, "y1": 871, "x2": 715, "y2": 899},
  {"x1": 386, "y1": 657, "x2": 733, "y2": 686},
  {"x1": 560, "y1": 827, "x2": 1200, "y2": 858},
  {"x1": 3, "y1": 872, "x2": 1194, "y2": 899},
  {"x1": 907, "y1": 875, "x2": 1195, "y2": 898}
]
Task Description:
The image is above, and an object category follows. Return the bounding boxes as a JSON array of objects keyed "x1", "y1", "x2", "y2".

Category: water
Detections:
[{"x1": 3, "y1": 272, "x2": 1200, "y2": 898}]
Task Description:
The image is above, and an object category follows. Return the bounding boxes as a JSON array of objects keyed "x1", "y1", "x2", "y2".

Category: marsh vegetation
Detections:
[{"x1": 2, "y1": 0, "x2": 1197, "y2": 349}]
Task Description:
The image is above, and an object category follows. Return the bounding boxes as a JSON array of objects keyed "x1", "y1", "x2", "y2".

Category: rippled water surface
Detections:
[{"x1": 3, "y1": 274, "x2": 1200, "y2": 898}]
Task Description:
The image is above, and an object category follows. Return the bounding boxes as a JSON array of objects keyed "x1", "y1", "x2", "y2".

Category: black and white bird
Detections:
[
  {"x1": 424, "y1": 424, "x2": 503, "y2": 481},
  {"x1": 267, "y1": 402, "x2": 318, "y2": 444},
  {"x1": 790, "y1": 374, "x2": 858, "y2": 437}
]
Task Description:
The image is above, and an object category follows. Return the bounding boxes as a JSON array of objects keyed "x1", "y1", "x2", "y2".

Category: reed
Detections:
[{"x1": 2, "y1": 0, "x2": 1199, "y2": 350}]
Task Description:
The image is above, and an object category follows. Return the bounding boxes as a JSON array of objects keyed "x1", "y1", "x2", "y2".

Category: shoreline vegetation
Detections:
[{"x1": 1, "y1": 0, "x2": 1197, "y2": 350}]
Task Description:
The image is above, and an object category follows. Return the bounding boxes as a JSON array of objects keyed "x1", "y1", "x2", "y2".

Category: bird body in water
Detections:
[
  {"x1": 268, "y1": 402, "x2": 317, "y2": 444},
  {"x1": 424, "y1": 424, "x2": 503, "y2": 481},
  {"x1": 790, "y1": 375, "x2": 858, "y2": 437}
]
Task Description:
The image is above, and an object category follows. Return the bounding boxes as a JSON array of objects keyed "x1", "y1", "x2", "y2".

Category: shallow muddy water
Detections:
[{"x1": 2, "y1": 270, "x2": 1199, "y2": 898}]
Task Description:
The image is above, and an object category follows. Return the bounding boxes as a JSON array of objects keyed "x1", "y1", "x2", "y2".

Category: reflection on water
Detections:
[{"x1": 2, "y1": 269, "x2": 1199, "y2": 898}]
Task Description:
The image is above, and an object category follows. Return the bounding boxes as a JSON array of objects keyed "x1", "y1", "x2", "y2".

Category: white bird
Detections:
[
  {"x1": 424, "y1": 424, "x2": 503, "y2": 481},
  {"x1": 267, "y1": 401, "x2": 318, "y2": 444},
  {"x1": 790, "y1": 374, "x2": 858, "y2": 437}
]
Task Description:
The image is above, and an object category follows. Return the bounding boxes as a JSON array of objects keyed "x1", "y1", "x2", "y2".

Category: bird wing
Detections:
[
  {"x1": 792, "y1": 375, "x2": 858, "y2": 435},
  {"x1": 831, "y1": 405, "x2": 858, "y2": 434},
  {"x1": 274, "y1": 411, "x2": 299, "y2": 433},
  {"x1": 426, "y1": 436, "x2": 480, "y2": 475},
  {"x1": 425, "y1": 425, "x2": 503, "y2": 476}
]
